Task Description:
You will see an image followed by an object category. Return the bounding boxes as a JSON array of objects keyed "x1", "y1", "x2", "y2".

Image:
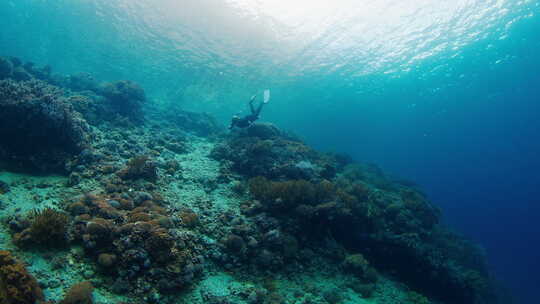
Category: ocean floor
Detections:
[{"x1": 0, "y1": 133, "x2": 421, "y2": 304}]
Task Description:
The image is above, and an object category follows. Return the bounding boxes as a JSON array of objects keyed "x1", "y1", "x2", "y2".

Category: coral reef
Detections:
[
  {"x1": 0, "y1": 79, "x2": 90, "y2": 172},
  {"x1": 0, "y1": 250, "x2": 44, "y2": 304},
  {"x1": 0, "y1": 57, "x2": 509, "y2": 304},
  {"x1": 211, "y1": 124, "x2": 336, "y2": 180},
  {"x1": 101, "y1": 80, "x2": 146, "y2": 124},
  {"x1": 65, "y1": 192, "x2": 204, "y2": 296},
  {"x1": 12, "y1": 208, "x2": 70, "y2": 248},
  {"x1": 162, "y1": 110, "x2": 222, "y2": 137},
  {"x1": 64, "y1": 73, "x2": 99, "y2": 93},
  {"x1": 59, "y1": 282, "x2": 94, "y2": 304},
  {"x1": 212, "y1": 126, "x2": 501, "y2": 304},
  {"x1": 0, "y1": 57, "x2": 13, "y2": 80},
  {"x1": 117, "y1": 155, "x2": 158, "y2": 181},
  {"x1": 0, "y1": 181, "x2": 9, "y2": 194}
]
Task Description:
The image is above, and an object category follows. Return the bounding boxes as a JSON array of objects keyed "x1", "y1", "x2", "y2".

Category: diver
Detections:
[{"x1": 229, "y1": 91, "x2": 270, "y2": 130}]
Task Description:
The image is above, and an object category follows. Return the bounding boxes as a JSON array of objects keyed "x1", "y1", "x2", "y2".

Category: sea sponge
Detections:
[
  {"x1": 60, "y1": 281, "x2": 94, "y2": 304},
  {"x1": 0, "y1": 250, "x2": 44, "y2": 304}
]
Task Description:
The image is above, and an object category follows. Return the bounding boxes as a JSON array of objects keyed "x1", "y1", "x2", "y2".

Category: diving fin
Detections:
[{"x1": 263, "y1": 89, "x2": 270, "y2": 103}]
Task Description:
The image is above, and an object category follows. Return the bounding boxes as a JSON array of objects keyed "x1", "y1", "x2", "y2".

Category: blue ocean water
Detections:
[{"x1": 1, "y1": 0, "x2": 539, "y2": 302}]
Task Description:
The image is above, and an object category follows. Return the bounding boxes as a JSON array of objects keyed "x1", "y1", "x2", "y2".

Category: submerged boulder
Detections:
[
  {"x1": 0, "y1": 79, "x2": 90, "y2": 172},
  {"x1": 211, "y1": 125, "x2": 335, "y2": 180},
  {"x1": 101, "y1": 80, "x2": 146, "y2": 123},
  {"x1": 164, "y1": 110, "x2": 221, "y2": 136},
  {"x1": 246, "y1": 122, "x2": 282, "y2": 139},
  {"x1": 0, "y1": 57, "x2": 13, "y2": 80}
]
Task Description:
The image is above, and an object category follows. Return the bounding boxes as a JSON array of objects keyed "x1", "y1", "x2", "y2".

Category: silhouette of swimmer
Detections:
[{"x1": 229, "y1": 94, "x2": 269, "y2": 130}]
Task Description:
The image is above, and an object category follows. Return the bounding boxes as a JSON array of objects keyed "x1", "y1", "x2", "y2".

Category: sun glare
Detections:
[
  {"x1": 119, "y1": 0, "x2": 512, "y2": 76},
  {"x1": 221, "y1": 0, "x2": 510, "y2": 74}
]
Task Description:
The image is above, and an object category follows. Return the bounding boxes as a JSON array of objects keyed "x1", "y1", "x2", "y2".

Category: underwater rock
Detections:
[
  {"x1": 97, "y1": 253, "x2": 117, "y2": 268},
  {"x1": 7, "y1": 57, "x2": 22, "y2": 68},
  {"x1": 11, "y1": 66, "x2": 33, "y2": 81},
  {"x1": 164, "y1": 110, "x2": 221, "y2": 136},
  {"x1": 242, "y1": 170, "x2": 496, "y2": 304},
  {"x1": 117, "y1": 155, "x2": 158, "y2": 182},
  {"x1": 31, "y1": 65, "x2": 52, "y2": 81},
  {"x1": 66, "y1": 72, "x2": 99, "y2": 93},
  {"x1": 0, "y1": 180, "x2": 9, "y2": 194},
  {"x1": 246, "y1": 122, "x2": 282, "y2": 139},
  {"x1": 101, "y1": 80, "x2": 146, "y2": 124},
  {"x1": 0, "y1": 79, "x2": 91, "y2": 173},
  {"x1": 0, "y1": 57, "x2": 13, "y2": 80},
  {"x1": 342, "y1": 254, "x2": 378, "y2": 283},
  {"x1": 223, "y1": 234, "x2": 246, "y2": 253},
  {"x1": 67, "y1": 94, "x2": 108, "y2": 126},
  {"x1": 212, "y1": 132, "x2": 335, "y2": 180}
]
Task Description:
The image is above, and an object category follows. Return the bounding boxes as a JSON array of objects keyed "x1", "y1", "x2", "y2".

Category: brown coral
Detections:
[
  {"x1": 248, "y1": 177, "x2": 338, "y2": 212},
  {"x1": 0, "y1": 250, "x2": 44, "y2": 304},
  {"x1": 60, "y1": 281, "x2": 94, "y2": 304},
  {"x1": 117, "y1": 155, "x2": 157, "y2": 181},
  {"x1": 179, "y1": 210, "x2": 199, "y2": 228},
  {"x1": 144, "y1": 228, "x2": 175, "y2": 263}
]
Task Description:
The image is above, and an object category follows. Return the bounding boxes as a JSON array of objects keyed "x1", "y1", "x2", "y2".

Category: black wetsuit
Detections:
[{"x1": 229, "y1": 97, "x2": 265, "y2": 129}]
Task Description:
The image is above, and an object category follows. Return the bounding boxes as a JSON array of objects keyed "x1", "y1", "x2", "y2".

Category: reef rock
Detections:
[
  {"x1": 164, "y1": 110, "x2": 221, "y2": 136},
  {"x1": 211, "y1": 128, "x2": 336, "y2": 180},
  {"x1": 101, "y1": 80, "x2": 146, "y2": 124},
  {"x1": 0, "y1": 250, "x2": 45, "y2": 304},
  {"x1": 0, "y1": 57, "x2": 13, "y2": 80},
  {"x1": 246, "y1": 122, "x2": 282, "y2": 139},
  {"x1": 0, "y1": 79, "x2": 90, "y2": 172}
]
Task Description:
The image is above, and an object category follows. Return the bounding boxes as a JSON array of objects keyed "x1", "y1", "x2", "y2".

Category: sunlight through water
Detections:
[
  {"x1": 102, "y1": 0, "x2": 515, "y2": 78},
  {"x1": 211, "y1": 0, "x2": 512, "y2": 75}
]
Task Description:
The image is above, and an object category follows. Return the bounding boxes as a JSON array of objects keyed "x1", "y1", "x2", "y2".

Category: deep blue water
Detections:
[
  {"x1": 297, "y1": 14, "x2": 540, "y2": 303},
  {"x1": 1, "y1": 0, "x2": 539, "y2": 302}
]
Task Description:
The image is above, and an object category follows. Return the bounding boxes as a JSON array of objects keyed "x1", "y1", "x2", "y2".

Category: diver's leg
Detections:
[
  {"x1": 254, "y1": 101, "x2": 264, "y2": 116},
  {"x1": 249, "y1": 95, "x2": 257, "y2": 114}
]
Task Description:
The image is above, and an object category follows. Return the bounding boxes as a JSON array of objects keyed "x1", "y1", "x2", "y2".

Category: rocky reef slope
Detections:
[{"x1": 0, "y1": 56, "x2": 511, "y2": 304}]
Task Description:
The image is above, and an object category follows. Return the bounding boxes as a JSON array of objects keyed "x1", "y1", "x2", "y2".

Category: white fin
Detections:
[{"x1": 263, "y1": 89, "x2": 270, "y2": 103}]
